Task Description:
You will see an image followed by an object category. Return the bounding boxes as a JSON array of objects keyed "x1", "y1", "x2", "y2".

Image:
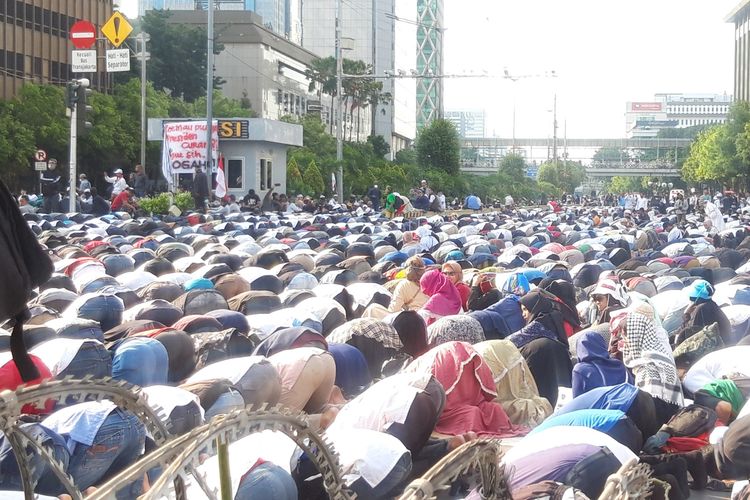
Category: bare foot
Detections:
[
  {"x1": 319, "y1": 406, "x2": 340, "y2": 430},
  {"x1": 328, "y1": 386, "x2": 346, "y2": 405},
  {"x1": 447, "y1": 435, "x2": 466, "y2": 450}
]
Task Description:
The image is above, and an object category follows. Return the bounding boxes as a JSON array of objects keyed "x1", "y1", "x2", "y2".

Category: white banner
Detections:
[
  {"x1": 162, "y1": 120, "x2": 219, "y2": 177},
  {"x1": 106, "y1": 49, "x2": 131, "y2": 72},
  {"x1": 72, "y1": 50, "x2": 97, "y2": 73}
]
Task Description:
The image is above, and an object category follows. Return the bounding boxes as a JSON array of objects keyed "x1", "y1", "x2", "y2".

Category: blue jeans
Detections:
[
  {"x1": 57, "y1": 341, "x2": 112, "y2": 380},
  {"x1": 67, "y1": 408, "x2": 145, "y2": 499},
  {"x1": 348, "y1": 452, "x2": 412, "y2": 500},
  {"x1": 76, "y1": 294, "x2": 124, "y2": 332},
  {"x1": 235, "y1": 462, "x2": 297, "y2": 500}
]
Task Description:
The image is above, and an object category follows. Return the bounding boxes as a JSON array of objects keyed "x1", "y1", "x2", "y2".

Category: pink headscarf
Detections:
[
  {"x1": 420, "y1": 269, "x2": 461, "y2": 318},
  {"x1": 404, "y1": 341, "x2": 527, "y2": 437}
]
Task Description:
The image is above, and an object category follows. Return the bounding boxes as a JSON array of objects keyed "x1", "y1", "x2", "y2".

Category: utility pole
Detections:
[
  {"x1": 552, "y1": 93, "x2": 558, "y2": 163},
  {"x1": 335, "y1": 0, "x2": 344, "y2": 202},
  {"x1": 137, "y1": 32, "x2": 150, "y2": 170},
  {"x1": 69, "y1": 98, "x2": 78, "y2": 213},
  {"x1": 205, "y1": 0, "x2": 215, "y2": 197}
]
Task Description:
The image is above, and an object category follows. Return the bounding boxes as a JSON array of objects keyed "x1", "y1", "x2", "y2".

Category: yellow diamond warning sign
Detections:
[{"x1": 101, "y1": 12, "x2": 133, "y2": 48}]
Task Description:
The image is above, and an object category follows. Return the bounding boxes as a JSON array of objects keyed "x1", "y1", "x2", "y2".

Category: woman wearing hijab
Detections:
[
  {"x1": 388, "y1": 256, "x2": 429, "y2": 312},
  {"x1": 403, "y1": 341, "x2": 527, "y2": 437},
  {"x1": 572, "y1": 331, "x2": 631, "y2": 398},
  {"x1": 327, "y1": 318, "x2": 403, "y2": 379},
  {"x1": 427, "y1": 315, "x2": 485, "y2": 347},
  {"x1": 621, "y1": 311, "x2": 684, "y2": 424},
  {"x1": 508, "y1": 290, "x2": 568, "y2": 349},
  {"x1": 327, "y1": 343, "x2": 371, "y2": 398},
  {"x1": 474, "y1": 340, "x2": 553, "y2": 427},
  {"x1": 442, "y1": 261, "x2": 470, "y2": 311},
  {"x1": 418, "y1": 268, "x2": 462, "y2": 326},
  {"x1": 589, "y1": 279, "x2": 629, "y2": 326},
  {"x1": 386, "y1": 310, "x2": 429, "y2": 358},
  {"x1": 676, "y1": 279, "x2": 733, "y2": 346}
]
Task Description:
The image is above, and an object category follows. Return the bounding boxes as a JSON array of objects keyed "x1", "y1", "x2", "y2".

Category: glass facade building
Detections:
[{"x1": 416, "y1": 0, "x2": 443, "y2": 130}]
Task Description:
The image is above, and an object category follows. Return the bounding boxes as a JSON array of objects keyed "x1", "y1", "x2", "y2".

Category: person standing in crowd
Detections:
[
  {"x1": 133, "y1": 164, "x2": 149, "y2": 198},
  {"x1": 192, "y1": 166, "x2": 209, "y2": 212},
  {"x1": 77, "y1": 174, "x2": 91, "y2": 194},
  {"x1": 367, "y1": 184, "x2": 381, "y2": 211},
  {"x1": 104, "y1": 168, "x2": 128, "y2": 200},
  {"x1": 40, "y1": 158, "x2": 60, "y2": 213}
]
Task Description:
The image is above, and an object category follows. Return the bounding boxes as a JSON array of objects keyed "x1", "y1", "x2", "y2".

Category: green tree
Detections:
[
  {"x1": 286, "y1": 157, "x2": 304, "y2": 194},
  {"x1": 683, "y1": 126, "x2": 730, "y2": 182},
  {"x1": 189, "y1": 90, "x2": 256, "y2": 117},
  {"x1": 498, "y1": 153, "x2": 526, "y2": 179},
  {"x1": 133, "y1": 11, "x2": 225, "y2": 101},
  {"x1": 416, "y1": 118, "x2": 460, "y2": 175},
  {"x1": 303, "y1": 159, "x2": 325, "y2": 195},
  {"x1": 537, "y1": 160, "x2": 585, "y2": 193},
  {"x1": 592, "y1": 147, "x2": 629, "y2": 163},
  {"x1": 368, "y1": 135, "x2": 390, "y2": 158},
  {"x1": 0, "y1": 101, "x2": 36, "y2": 184}
]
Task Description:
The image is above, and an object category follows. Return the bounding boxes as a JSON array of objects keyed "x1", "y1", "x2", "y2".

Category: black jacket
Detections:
[
  {"x1": 193, "y1": 171, "x2": 209, "y2": 198},
  {"x1": 0, "y1": 180, "x2": 53, "y2": 380}
]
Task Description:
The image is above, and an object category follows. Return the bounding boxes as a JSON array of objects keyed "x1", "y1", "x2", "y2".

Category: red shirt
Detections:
[{"x1": 111, "y1": 191, "x2": 130, "y2": 211}]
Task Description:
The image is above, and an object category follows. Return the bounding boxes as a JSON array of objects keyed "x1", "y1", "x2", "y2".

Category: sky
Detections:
[{"x1": 443, "y1": 0, "x2": 738, "y2": 138}]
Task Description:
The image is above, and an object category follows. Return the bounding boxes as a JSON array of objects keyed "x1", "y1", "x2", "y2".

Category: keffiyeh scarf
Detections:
[{"x1": 624, "y1": 313, "x2": 683, "y2": 406}]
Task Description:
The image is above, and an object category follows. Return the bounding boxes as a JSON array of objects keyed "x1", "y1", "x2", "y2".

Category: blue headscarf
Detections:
[{"x1": 328, "y1": 343, "x2": 371, "y2": 398}]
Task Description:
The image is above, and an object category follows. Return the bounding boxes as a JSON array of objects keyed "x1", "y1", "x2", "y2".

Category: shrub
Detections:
[
  {"x1": 174, "y1": 191, "x2": 195, "y2": 212},
  {"x1": 139, "y1": 193, "x2": 171, "y2": 215}
]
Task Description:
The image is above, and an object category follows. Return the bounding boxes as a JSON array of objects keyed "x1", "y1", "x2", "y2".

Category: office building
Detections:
[
  {"x1": 445, "y1": 109, "x2": 485, "y2": 138},
  {"x1": 0, "y1": 0, "x2": 112, "y2": 99},
  {"x1": 416, "y1": 0, "x2": 443, "y2": 129},
  {"x1": 625, "y1": 94, "x2": 730, "y2": 138},
  {"x1": 301, "y1": 0, "x2": 416, "y2": 153},
  {"x1": 166, "y1": 10, "x2": 320, "y2": 122},
  {"x1": 727, "y1": 1, "x2": 750, "y2": 102}
]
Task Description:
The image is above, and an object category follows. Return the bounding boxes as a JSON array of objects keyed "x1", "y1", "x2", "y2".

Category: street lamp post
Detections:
[
  {"x1": 205, "y1": 0, "x2": 215, "y2": 197},
  {"x1": 335, "y1": 0, "x2": 344, "y2": 202}
]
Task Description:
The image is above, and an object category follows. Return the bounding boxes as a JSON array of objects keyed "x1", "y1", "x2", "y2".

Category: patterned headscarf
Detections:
[
  {"x1": 623, "y1": 312, "x2": 683, "y2": 406},
  {"x1": 328, "y1": 318, "x2": 403, "y2": 350},
  {"x1": 428, "y1": 315, "x2": 485, "y2": 347}
]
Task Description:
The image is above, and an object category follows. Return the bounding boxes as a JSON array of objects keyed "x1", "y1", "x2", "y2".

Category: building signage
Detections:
[
  {"x1": 106, "y1": 49, "x2": 131, "y2": 72},
  {"x1": 218, "y1": 119, "x2": 249, "y2": 139},
  {"x1": 162, "y1": 120, "x2": 219, "y2": 176},
  {"x1": 630, "y1": 102, "x2": 662, "y2": 112},
  {"x1": 72, "y1": 50, "x2": 97, "y2": 72}
]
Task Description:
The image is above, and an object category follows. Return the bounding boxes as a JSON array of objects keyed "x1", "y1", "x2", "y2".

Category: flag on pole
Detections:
[
  {"x1": 215, "y1": 154, "x2": 227, "y2": 199},
  {"x1": 331, "y1": 172, "x2": 336, "y2": 192}
]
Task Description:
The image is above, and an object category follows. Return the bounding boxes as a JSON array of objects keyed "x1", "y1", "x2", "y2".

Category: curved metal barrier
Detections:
[
  {"x1": 397, "y1": 439, "x2": 509, "y2": 500},
  {"x1": 91, "y1": 405, "x2": 355, "y2": 500},
  {"x1": 598, "y1": 459, "x2": 654, "y2": 500},
  {"x1": 0, "y1": 376, "x2": 171, "y2": 500}
]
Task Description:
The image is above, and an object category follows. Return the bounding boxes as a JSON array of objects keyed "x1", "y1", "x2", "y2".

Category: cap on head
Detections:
[{"x1": 114, "y1": 168, "x2": 123, "y2": 175}]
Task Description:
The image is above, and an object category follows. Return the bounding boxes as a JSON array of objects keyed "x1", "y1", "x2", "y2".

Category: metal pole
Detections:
[
  {"x1": 205, "y1": 0, "x2": 215, "y2": 197},
  {"x1": 552, "y1": 93, "x2": 558, "y2": 163},
  {"x1": 335, "y1": 0, "x2": 344, "y2": 202},
  {"x1": 69, "y1": 102, "x2": 77, "y2": 213},
  {"x1": 139, "y1": 33, "x2": 149, "y2": 170},
  {"x1": 217, "y1": 439, "x2": 232, "y2": 500}
]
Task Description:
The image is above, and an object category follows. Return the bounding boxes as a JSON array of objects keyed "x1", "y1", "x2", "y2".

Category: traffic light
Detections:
[
  {"x1": 75, "y1": 79, "x2": 93, "y2": 136},
  {"x1": 64, "y1": 81, "x2": 78, "y2": 111}
]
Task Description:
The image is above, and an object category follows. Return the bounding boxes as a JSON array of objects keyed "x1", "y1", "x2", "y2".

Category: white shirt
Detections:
[
  {"x1": 187, "y1": 356, "x2": 268, "y2": 385},
  {"x1": 667, "y1": 226, "x2": 682, "y2": 242},
  {"x1": 683, "y1": 346, "x2": 750, "y2": 393},
  {"x1": 30, "y1": 338, "x2": 101, "y2": 376},
  {"x1": 327, "y1": 428, "x2": 410, "y2": 488},
  {"x1": 104, "y1": 175, "x2": 128, "y2": 196},
  {"x1": 142, "y1": 385, "x2": 205, "y2": 423}
]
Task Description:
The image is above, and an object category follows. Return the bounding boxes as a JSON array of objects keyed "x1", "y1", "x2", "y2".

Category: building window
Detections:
[
  {"x1": 43, "y1": 9, "x2": 50, "y2": 34},
  {"x1": 260, "y1": 159, "x2": 267, "y2": 190},
  {"x1": 227, "y1": 158, "x2": 243, "y2": 189},
  {"x1": 266, "y1": 160, "x2": 273, "y2": 188},
  {"x1": 15, "y1": 53, "x2": 24, "y2": 76},
  {"x1": 33, "y1": 57, "x2": 42, "y2": 77}
]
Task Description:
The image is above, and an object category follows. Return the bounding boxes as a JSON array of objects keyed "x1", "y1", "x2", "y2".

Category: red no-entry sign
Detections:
[{"x1": 70, "y1": 20, "x2": 97, "y2": 49}]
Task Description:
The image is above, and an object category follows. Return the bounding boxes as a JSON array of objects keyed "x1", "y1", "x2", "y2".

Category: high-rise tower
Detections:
[{"x1": 416, "y1": 0, "x2": 443, "y2": 129}]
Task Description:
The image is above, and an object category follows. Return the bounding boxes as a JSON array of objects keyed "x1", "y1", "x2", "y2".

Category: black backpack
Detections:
[{"x1": 662, "y1": 404, "x2": 717, "y2": 438}]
